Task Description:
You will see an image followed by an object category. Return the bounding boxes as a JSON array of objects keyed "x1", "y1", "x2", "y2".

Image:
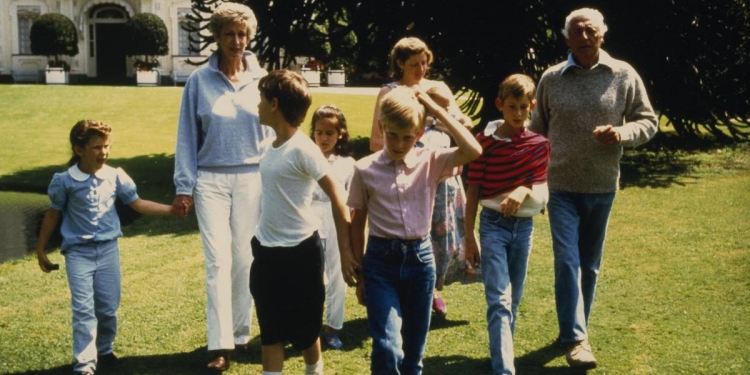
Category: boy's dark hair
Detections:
[
  {"x1": 258, "y1": 69, "x2": 312, "y2": 127},
  {"x1": 309, "y1": 105, "x2": 353, "y2": 157},
  {"x1": 68, "y1": 119, "x2": 111, "y2": 167},
  {"x1": 498, "y1": 74, "x2": 536, "y2": 102}
]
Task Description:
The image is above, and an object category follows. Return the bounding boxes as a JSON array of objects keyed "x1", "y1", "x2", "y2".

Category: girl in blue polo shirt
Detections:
[{"x1": 36, "y1": 120, "x2": 177, "y2": 375}]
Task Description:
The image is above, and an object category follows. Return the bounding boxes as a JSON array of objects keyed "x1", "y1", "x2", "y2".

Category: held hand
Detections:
[
  {"x1": 340, "y1": 248, "x2": 361, "y2": 287},
  {"x1": 500, "y1": 186, "x2": 530, "y2": 217},
  {"x1": 171, "y1": 195, "x2": 193, "y2": 217},
  {"x1": 593, "y1": 125, "x2": 621, "y2": 146}
]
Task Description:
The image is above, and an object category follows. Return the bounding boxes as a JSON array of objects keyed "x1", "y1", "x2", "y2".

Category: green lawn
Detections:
[{"x1": 0, "y1": 85, "x2": 748, "y2": 374}]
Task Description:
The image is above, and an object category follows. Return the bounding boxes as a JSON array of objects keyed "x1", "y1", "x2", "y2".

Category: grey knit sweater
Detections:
[{"x1": 529, "y1": 50, "x2": 658, "y2": 193}]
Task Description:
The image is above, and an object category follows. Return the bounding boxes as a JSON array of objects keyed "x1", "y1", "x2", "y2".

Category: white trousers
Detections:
[
  {"x1": 313, "y1": 201, "x2": 346, "y2": 330},
  {"x1": 194, "y1": 169, "x2": 260, "y2": 350}
]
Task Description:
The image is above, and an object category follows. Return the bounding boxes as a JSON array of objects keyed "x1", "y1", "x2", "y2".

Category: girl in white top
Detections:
[{"x1": 310, "y1": 105, "x2": 356, "y2": 350}]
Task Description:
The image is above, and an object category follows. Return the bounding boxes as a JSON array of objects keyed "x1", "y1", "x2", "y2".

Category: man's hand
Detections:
[{"x1": 593, "y1": 125, "x2": 621, "y2": 146}]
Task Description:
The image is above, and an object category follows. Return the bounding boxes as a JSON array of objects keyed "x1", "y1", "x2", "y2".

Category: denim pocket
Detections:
[
  {"x1": 412, "y1": 240, "x2": 434, "y2": 265},
  {"x1": 481, "y1": 207, "x2": 506, "y2": 224},
  {"x1": 365, "y1": 241, "x2": 402, "y2": 265}
]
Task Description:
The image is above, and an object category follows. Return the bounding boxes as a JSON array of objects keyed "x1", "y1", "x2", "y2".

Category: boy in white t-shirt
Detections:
[{"x1": 251, "y1": 69, "x2": 355, "y2": 375}]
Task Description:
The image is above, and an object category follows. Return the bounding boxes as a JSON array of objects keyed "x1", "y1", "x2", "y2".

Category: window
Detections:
[
  {"x1": 17, "y1": 5, "x2": 41, "y2": 54},
  {"x1": 177, "y1": 8, "x2": 200, "y2": 56}
]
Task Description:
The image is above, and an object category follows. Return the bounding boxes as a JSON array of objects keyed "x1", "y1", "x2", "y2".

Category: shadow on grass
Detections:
[
  {"x1": 515, "y1": 340, "x2": 594, "y2": 374},
  {"x1": 429, "y1": 314, "x2": 470, "y2": 331},
  {"x1": 0, "y1": 153, "x2": 199, "y2": 237},
  {"x1": 422, "y1": 340, "x2": 592, "y2": 375},
  {"x1": 4, "y1": 346, "x2": 256, "y2": 375},
  {"x1": 619, "y1": 133, "x2": 703, "y2": 190}
]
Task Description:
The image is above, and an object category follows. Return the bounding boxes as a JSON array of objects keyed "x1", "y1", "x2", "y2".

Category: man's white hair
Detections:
[{"x1": 561, "y1": 8, "x2": 608, "y2": 39}]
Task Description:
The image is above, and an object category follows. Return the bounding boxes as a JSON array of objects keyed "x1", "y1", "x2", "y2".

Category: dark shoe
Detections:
[
  {"x1": 73, "y1": 370, "x2": 94, "y2": 375},
  {"x1": 207, "y1": 352, "x2": 230, "y2": 372},
  {"x1": 98, "y1": 352, "x2": 120, "y2": 369}
]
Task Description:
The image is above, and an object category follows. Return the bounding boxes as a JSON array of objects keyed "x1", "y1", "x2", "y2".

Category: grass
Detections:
[{"x1": 0, "y1": 85, "x2": 748, "y2": 374}]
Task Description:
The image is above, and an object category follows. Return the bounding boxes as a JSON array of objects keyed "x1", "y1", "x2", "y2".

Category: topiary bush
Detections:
[
  {"x1": 30, "y1": 13, "x2": 79, "y2": 71},
  {"x1": 125, "y1": 13, "x2": 169, "y2": 70}
]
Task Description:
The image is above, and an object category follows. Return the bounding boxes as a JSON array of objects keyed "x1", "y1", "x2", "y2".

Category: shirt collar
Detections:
[
  {"x1": 561, "y1": 49, "x2": 614, "y2": 74},
  {"x1": 208, "y1": 50, "x2": 267, "y2": 86},
  {"x1": 484, "y1": 120, "x2": 523, "y2": 142},
  {"x1": 68, "y1": 164, "x2": 114, "y2": 182},
  {"x1": 378, "y1": 147, "x2": 419, "y2": 168}
]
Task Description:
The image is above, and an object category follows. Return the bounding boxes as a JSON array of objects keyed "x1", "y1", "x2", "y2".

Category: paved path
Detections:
[{"x1": 309, "y1": 86, "x2": 380, "y2": 95}]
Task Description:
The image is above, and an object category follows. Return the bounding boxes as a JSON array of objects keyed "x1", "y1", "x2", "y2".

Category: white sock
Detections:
[
  {"x1": 263, "y1": 372, "x2": 282, "y2": 375},
  {"x1": 304, "y1": 359, "x2": 324, "y2": 375}
]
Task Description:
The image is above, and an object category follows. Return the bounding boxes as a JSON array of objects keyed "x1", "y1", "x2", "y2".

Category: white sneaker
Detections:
[{"x1": 566, "y1": 340, "x2": 597, "y2": 369}]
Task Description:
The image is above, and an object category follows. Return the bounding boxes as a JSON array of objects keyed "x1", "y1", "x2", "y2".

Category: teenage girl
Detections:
[
  {"x1": 310, "y1": 105, "x2": 356, "y2": 350},
  {"x1": 36, "y1": 120, "x2": 178, "y2": 375}
]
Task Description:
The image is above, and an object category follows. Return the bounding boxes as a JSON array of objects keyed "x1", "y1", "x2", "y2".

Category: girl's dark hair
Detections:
[
  {"x1": 68, "y1": 120, "x2": 111, "y2": 167},
  {"x1": 309, "y1": 105, "x2": 353, "y2": 157}
]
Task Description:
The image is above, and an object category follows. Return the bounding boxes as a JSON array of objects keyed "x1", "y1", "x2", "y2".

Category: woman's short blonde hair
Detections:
[
  {"x1": 209, "y1": 2, "x2": 258, "y2": 40},
  {"x1": 379, "y1": 87, "x2": 426, "y2": 131},
  {"x1": 389, "y1": 37, "x2": 434, "y2": 79}
]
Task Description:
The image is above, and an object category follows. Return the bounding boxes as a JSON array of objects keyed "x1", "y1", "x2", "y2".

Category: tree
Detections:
[
  {"x1": 125, "y1": 13, "x2": 169, "y2": 70},
  {"x1": 190, "y1": 0, "x2": 749, "y2": 142},
  {"x1": 30, "y1": 13, "x2": 78, "y2": 70},
  {"x1": 187, "y1": 0, "x2": 356, "y2": 70}
]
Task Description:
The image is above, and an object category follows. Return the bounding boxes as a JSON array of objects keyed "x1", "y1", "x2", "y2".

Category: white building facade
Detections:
[{"x1": 1, "y1": 0, "x2": 207, "y2": 83}]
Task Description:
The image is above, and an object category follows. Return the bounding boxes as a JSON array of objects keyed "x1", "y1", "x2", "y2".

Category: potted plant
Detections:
[
  {"x1": 30, "y1": 13, "x2": 78, "y2": 85},
  {"x1": 301, "y1": 59, "x2": 324, "y2": 87},
  {"x1": 325, "y1": 58, "x2": 347, "y2": 87},
  {"x1": 124, "y1": 13, "x2": 169, "y2": 86}
]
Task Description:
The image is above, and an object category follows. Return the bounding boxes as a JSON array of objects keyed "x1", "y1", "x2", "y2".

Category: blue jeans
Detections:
[
  {"x1": 547, "y1": 190, "x2": 615, "y2": 343},
  {"x1": 479, "y1": 208, "x2": 533, "y2": 375},
  {"x1": 64, "y1": 240, "x2": 121, "y2": 373},
  {"x1": 363, "y1": 236, "x2": 436, "y2": 375}
]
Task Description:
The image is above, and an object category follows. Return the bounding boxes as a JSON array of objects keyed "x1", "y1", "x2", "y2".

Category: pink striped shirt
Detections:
[{"x1": 347, "y1": 147, "x2": 458, "y2": 240}]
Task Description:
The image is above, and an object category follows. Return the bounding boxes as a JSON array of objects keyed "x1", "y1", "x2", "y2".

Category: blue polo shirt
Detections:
[{"x1": 48, "y1": 164, "x2": 139, "y2": 251}]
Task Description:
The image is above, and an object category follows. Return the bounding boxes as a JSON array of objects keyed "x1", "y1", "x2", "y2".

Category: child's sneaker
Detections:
[{"x1": 322, "y1": 333, "x2": 343, "y2": 350}]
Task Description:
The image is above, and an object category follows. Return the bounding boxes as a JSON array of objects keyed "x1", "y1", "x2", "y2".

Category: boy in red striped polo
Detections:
[{"x1": 464, "y1": 74, "x2": 550, "y2": 374}]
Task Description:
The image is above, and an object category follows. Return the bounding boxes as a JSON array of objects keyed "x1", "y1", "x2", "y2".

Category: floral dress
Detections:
[{"x1": 418, "y1": 127, "x2": 467, "y2": 287}]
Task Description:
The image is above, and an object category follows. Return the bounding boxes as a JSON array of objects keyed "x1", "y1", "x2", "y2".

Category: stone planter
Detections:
[
  {"x1": 136, "y1": 70, "x2": 159, "y2": 86},
  {"x1": 301, "y1": 68, "x2": 321, "y2": 87},
  {"x1": 326, "y1": 69, "x2": 346, "y2": 87},
  {"x1": 45, "y1": 67, "x2": 68, "y2": 84}
]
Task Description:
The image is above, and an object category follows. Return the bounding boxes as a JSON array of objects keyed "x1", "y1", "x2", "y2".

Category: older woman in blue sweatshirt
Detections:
[{"x1": 172, "y1": 3, "x2": 272, "y2": 372}]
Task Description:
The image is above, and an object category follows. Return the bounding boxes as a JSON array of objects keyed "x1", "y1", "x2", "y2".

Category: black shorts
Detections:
[{"x1": 250, "y1": 231, "x2": 325, "y2": 350}]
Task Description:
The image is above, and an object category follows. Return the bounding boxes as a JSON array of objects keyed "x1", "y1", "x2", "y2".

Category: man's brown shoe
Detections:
[{"x1": 565, "y1": 340, "x2": 597, "y2": 369}]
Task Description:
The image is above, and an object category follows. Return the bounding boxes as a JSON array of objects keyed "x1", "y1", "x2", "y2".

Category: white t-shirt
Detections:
[{"x1": 256, "y1": 131, "x2": 331, "y2": 247}]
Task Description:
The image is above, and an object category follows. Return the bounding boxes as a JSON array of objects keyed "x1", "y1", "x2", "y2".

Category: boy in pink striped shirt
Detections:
[
  {"x1": 347, "y1": 86, "x2": 481, "y2": 374},
  {"x1": 464, "y1": 74, "x2": 550, "y2": 374}
]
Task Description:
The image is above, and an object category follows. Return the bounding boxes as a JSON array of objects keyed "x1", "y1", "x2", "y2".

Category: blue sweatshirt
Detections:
[{"x1": 174, "y1": 50, "x2": 274, "y2": 196}]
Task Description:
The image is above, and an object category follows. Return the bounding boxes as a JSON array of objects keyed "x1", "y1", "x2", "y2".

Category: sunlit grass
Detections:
[{"x1": 0, "y1": 84, "x2": 748, "y2": 374}]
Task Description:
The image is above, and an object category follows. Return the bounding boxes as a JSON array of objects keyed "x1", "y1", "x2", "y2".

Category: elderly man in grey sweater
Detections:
[{"x1": 529, "y1": 8, "x2": 658, "y2": 370}]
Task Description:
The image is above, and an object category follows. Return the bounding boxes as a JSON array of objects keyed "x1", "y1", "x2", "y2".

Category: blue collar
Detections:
[{"x1": 561, "y1": 49, "x2": 615, "y2": 74}]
